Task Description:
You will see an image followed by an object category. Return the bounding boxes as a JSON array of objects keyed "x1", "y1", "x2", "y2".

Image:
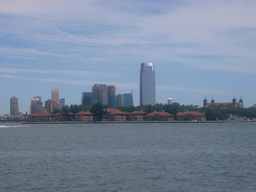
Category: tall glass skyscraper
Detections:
[
  {"x1": 140, "y1": 63, "x2": 155, "y2": 105},
  {"x1": 52, "y1": 87, "x2": 60, "y2": 105}
]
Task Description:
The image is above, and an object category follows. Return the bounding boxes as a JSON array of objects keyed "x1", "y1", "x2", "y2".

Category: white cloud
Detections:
[{"x1": 0, "y1": 0, "x2": 255, "y2": 74}]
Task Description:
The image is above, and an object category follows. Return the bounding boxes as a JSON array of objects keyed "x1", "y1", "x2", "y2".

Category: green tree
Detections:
[
  {"x1": 53, "y1": 108, "x2": 61, "y2": 114},
  {"x1": 61, "y1": 105, "x2": 70, "y2": 121},
  {"x1": 90, "y1": 102, "x2": 105, "y2": 121},
  {"x1": 164, "y1": 103, "x2": 180, "y2": 119}
]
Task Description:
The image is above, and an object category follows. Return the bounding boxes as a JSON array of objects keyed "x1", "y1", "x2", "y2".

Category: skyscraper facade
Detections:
[
  {"x1": 92, "y1": 84, "x2": 108, "y2": 104},
  {"x1": 45, "y1": 99, "x2": 60, "y2": 113},
  {"x1": 140, "y1": 63, "x2": 155, "y2": 105},
  {"x1": 107, "y1": 85, "x2": 116, "y2": 107},
  {"x1": 52, "y1": 87, "x2": 60, "y2": 105},
  {"x1": 82, "y1": 92, "x2": 92, "y2": 105},
  {"x1": 123, "y1": 92, "x2": 133, "y2": 106},
  {"x1": 10, "y1": 96, "x2": 19, "y2": 116},
  {"x1": 30, "y1": 96, "x2": 46, "y2": 114},
  {"x1": 60, "y1": 98, "x2": 65, "y2": 108},
  {"x1": 116, "y1": 93, "x2": 124, "y2": 107}
]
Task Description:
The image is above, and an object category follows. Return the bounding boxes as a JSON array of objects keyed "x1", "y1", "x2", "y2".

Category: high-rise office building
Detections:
[
  {"x1": 116, "y1": 93, "x2": 124, "y2": 107},
  {"x1": 123, "y1": 92, "x2": 133, "y2": 106},
  {"x1": 60, "y1": 98, "x2": 65, "y2": 108},
  {"x1": 30, "y1": 96, "x2": 46, "y2": 114},
  {"x1": 140, "y1": 63, "x2": 155, "y2": 105},
  {"x1": 107, "y1": 85, "x2": 116, "y2": 107},
  {"x1": 82, "y1": 92, "x2": 92, "y2": 105},
  {"x1": 10, "y1": 96, "x2": 19, "y2": 116},
  {"x1": 52, "y1": 87, "x2": 60, "y2": 105},
  {"x1": 45, "y1": 99, "x2": 60, "y2": 113},
  {"x1": 92, "y1": 84, "x2": 108, "y2": 104}
]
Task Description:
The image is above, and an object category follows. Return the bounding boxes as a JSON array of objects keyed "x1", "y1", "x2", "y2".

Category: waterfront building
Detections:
[
  {"x1": 127, "y1": 111, "x2": 147, "y2": 121},
  {"x1": 116, "y1": 93, "x2": 124, "y2": 107},
  {"x1": 10, "y1": 96, "x2": 19, "y2": 116},
  {"x1": 107, "y1": 110, "x2": 127, "y2": 121},
  {"x1": 107, "y1": 85, "x2": 116, "y2": 108},
  {"x1": 82, "y1": 92, "x2": 92, "y2": 105},
  {"x1": 203, "y1": 97, "x2": 243, "y2": 108},
  {"x1": 176, "y1": 111, "x2": 206, "y2": 121},
  {"x1": 60, "y1": 98, "x2": 65, "y2": 108},
  {"x1": 123, "y1": 92, "x2": 133, "y2": 107},
  {"x1": 28, "y1": 112, "x2": 55, "y2": 122},
  {"x1": 52, "y1": 87, "x2": 60, "y2": 105},
  {"x1": 144, "y1": 111, "x2": 174, "y2": 121},
  {"x1": 140, "y1": 63, "x2": 155, "y2": 105},
  {"x1": 75, "y1": 111, "x2": 93, "y2": 121}
]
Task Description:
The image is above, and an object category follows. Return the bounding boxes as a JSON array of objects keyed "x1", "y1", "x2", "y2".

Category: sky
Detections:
[{"x1": 0, "y1": 0, "x2": 255, "y2": 115}]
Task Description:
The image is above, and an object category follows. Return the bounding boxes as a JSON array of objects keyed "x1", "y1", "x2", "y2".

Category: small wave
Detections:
[{"x1": 0, "y1": 125, "x2": 30, "y2": 128}]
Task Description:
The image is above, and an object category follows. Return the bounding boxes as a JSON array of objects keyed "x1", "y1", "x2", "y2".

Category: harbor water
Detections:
[{"x1": 1, "y1": 122, "x2": 256, "y2": 191}]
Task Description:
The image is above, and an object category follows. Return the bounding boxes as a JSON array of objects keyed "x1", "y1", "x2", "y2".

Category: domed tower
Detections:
[
  {"x1": 211, "y1": 98, "x2": 215, "y2": 103},
  {"x1": 203, "y1": 97, "x2": 208, "y2": 107},
  {"x1": 239, "y1": 97, "x2": 243, "y2": 108},
  {"x1": 168, "y1": 97, "x2": 174, "y2": 105},
  {"x1": 232, "y1": 97, "x2": 237, "y2": 106}
]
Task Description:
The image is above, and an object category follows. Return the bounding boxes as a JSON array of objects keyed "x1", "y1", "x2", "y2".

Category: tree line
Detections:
[{"x1": 54, "y1": 102, "x2": 256, "y2": 121}]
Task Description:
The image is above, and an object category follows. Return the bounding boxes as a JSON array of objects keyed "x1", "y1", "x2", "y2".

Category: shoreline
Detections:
[{"x1": 18, "y1": 120, "x2": 255, "y2": 124}]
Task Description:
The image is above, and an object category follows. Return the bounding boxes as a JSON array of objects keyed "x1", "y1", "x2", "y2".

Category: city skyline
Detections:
[{"x1": 1, "y1": 0, "x2": 255, "y2": 115}]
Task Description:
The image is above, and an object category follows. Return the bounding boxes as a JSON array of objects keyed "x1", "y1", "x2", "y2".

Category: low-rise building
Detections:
[
  {"x1": 108, "y1": 110, "x2": 128, "y2": 121},
  {"x1": 75, "y1": 111, "x2": 93, "y2": 121},
  {"x1": 127, "y1": 111, "x2": 147, "y2": 121},
  {"x1": 144, "y1": 111, "x2": 174, "y2": 121},
  {"x1": 176, "y1": 111, "x2": 206, "y2": 121},
  {"x1": 28, "y1": 112, "x2": 55, "y2": 122}
]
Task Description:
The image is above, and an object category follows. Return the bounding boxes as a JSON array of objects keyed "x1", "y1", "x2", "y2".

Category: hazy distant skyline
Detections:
[{"x1": 1, "y1": 0, "x2": 255, "y2": 115}]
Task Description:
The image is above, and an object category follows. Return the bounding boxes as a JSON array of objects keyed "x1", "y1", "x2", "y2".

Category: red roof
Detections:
[
  {"x1": 29, "y1": 112, "x2": 55, "y2": 117},
  {"x1": 105, "y1": 108, "x2": 119, "y2": 113},
  {"x1": 130, "y1": 111, "x2": 147, "y2": 114},
  {"x1": 108, "y1": 110, "x2": 128, "y2": 115},
  {"x1": 177, "y1": 111, "x2": 205, "y2": 116},
  {"x1": 145, "y1": 111, "x2": 174, "y2": 117},
  {"x1": 76, "y1": 111, "x2": 93, "y2": 115},
  {"x1": 206, "y1": 102, "x2": 237, "y2": 106},
  {"x1": 56, "y1": 112, "x2": 74, "y2": 115}
]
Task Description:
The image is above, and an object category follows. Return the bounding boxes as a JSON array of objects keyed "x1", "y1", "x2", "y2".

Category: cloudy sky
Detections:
[{"x1": 1, "y1": 0, "x2": 255, "y2": 115}]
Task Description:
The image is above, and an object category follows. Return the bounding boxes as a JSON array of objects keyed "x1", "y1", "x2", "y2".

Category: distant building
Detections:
[
  {"x1": 252, "y1": 104, "x2": 256, "y2": 108},
  {"x1": 140, "y1": 63, "x2": 155, "y2": 105},
  {"x1": 123, "y1": 92, "x2": 133, "y2": 106},
  {"x1": 82, "y1": 92, "x2": 92, "y2": 105},
  {"x1": 144, "y1": 111, "x2": 174, "y2": 121},
  {"x1": 116, "y1": 93, "x2": 124, "y2": 107},
  {"x1": 203, "y1": 97, "x2": 243, "y2": 108},
  {"x1": 30, "y1": 96, "x2": 46, "y2": 114},
  {"x1": 107, "y1": 85, "x2": 116, "y2": 107},
  {"x1": 60, "y1": 98, "x2": 65, "y2": 108},
  {"x1": 45, "y1": 99, "x2": 60, "y2": 113},
  {"x1": 127, "y1": 111, "x2": 147, "y2": 121},
  {"x1": 177, "y1": 111, "x2": 206, "y2": 121},
  {"x1": 10, "y1": 96, "x2": 19, "y2": 116},
  {"x1": 28, "y1": 112, "x2": 55, "y2": 122},
  {"x1": 92, "y1": 84, "x2": 108, "y2": 104},
  {"x1": 168, "y1": 97, "x2": 174, "y2": 105},
  {"x1": 52, "y1": 87, "x2": 60, "y2": 105}
]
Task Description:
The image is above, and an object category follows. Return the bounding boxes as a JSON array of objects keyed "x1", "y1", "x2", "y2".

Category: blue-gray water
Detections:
[{"x1": 1, "y1": 122, "x2": 256, "y2": 191}]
